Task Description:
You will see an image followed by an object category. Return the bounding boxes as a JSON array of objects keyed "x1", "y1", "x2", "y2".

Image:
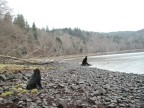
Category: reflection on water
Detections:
[{"x1": 89, "y1": 52, "x2": 144, "y2": 74}]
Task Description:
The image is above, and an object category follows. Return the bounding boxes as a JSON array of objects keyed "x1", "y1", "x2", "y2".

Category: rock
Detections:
[
  {"x1": 56, "y1": 94, "x2": 61, "y2": 98},
  {"x1": 27, "y1": 98, "x2": 32, "y2": 102},
  {"x1": 52, "y1": 103, "x2": 57, "y2": 107},
  {"x1": 22, "y1": 76, "x2": 27, "y2": 81},
  {"x1": 40, "y1": 93, "x2": 45, "y2": 98},
  {"x1": 5, "y1": 72, "x2": 14, "y2": 80},
  {"x1": 29, "y1": 102, "x2": 37, "y2": 108},
  {"x1": 91, "y1": 105, "x2": 97, "y2": 108},
  {"x1": 43, "y1": 99, "x2": 47, "y2": 104},
  {"x1": 42, "y1": 99, "x2": 48, "y2": 108},
  {"x1": 3, "y1": 86, "x2": 10, "y2": 91},
  {"x1": 71, "y1": 85, "x2": 79, "y2": 90},
  {"x1": 0, "y1": 89, "x2": 3, "y2": 94},
  {"x1": 18, "y1": 101, "x2": 24, "y2": 105},
  {"x1": 0, "y1": 75, "x2": 6, "y2": 81},
  {"x1": 81, "y1": 103, "x2": 89, "y2": 107},
  {"x1": 58, "y1": 83, "x2": 65, "y2": 88},
  {"x1": 93, "y1": 90, "x2": 100, "y2": 95},
  {"x1": 21, "y1": 84, "x2": 27, "y2": 89},
  {"x1": 0, "y1": 97, "x2": 4, "y2": 103},
  {"x1": 90, "y1": 97, "x2": 96, "y2": 101},
  {"x1": 101, "y1": 88, "x2": 106, "y2": 95},
  {"x1": 20, "y1": 95, "x2": 28, "y2": 101},
  {"x1": 77, "y1": 100, "x2": 82, "y2": 105},
  {"x1": 105, "y1": 97, "x2": 111, "y2": 102},
  {"x1": 78, "y1": 80, "x2": 85, "y2": 84},
  {"x1": 50, "y1": 96, "x2": 55, "y2": 100},
  {"x1": 135, "y1": 97, "x2": 140, "y2": 99},
  {"x1": 111, "y1": 99, "x2": 117, "y2": 103},
  {"x1": 25, "y1": 73, "x2": 31, "y2": 79},
  {"x1": 108, "y1": 103, "x2": 116, "y2": 107},
  {"x1": 105, "y1": 84, "x2": 110, "y2": 89},
  {"x1": 36, "y1": 99, "x2": 41, "y2": 104},
  {"x1": 88, "y1": 97, "x2": 96, "y2": 105},
  {"x1": 119, "y1": 104, "x2": 125, "y2": 107},
  {"x1": 67, "y1": 96, "x2": 72, "y2": 101},
  {"x1": 12, "y1": 97, "x2": 19, "y2": 102},
  {"x1": 140, "y1": 103, "x2": 144, "y2": 108},
  {"x1": 57, "y1": 104, "x2": 63, "y2": 108},
  {"x1": 65, "y1": 87, "x2": 70, "y2": 93}
]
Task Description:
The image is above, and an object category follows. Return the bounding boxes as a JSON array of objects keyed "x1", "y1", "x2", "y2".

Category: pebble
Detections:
[
  {"x1": 0, "y1": 75, "x2": 6, "y2": 81},
  {"x1": 0, "y1": 97, "x2": 4, "y2": 102},
  {"x1": 18, "y1": 101, "x2": 24, "y2": 105},
  {"x1": 27, "y1": 98, "x2": 32, "y2": 102}
]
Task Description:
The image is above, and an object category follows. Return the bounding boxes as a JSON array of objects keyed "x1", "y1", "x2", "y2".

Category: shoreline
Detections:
[
  {"x1": 30, "y1": 49, "x2": 144, "y2": 63},
  {"x1": 0, "y1": 61, "x2": 144, "y2": 107}
]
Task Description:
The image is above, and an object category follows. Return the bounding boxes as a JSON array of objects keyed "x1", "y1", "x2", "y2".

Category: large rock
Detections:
[
  {"x1": 5, "y1": 72, "x2": 15, "y2": 80},
  {"x1": 0, "y1": 75, "x2": 6, "y2": 81}
]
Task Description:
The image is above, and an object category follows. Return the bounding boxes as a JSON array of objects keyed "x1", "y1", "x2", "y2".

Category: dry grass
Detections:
[{"x1": 0, "y1": 64, "x2": 47, "y2": 73}]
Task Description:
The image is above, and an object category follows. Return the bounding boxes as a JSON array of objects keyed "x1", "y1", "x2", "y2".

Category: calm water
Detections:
[{"x1": 88, "y1": 52, "x2": 144, "y2": 74}]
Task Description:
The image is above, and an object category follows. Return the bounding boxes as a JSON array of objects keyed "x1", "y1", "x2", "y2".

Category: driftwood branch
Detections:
[
  {"x1": 22, "y1": 46, "x2": 42, "y2": 59},
  {"x1": 0, "y1": 54, "x2": 47, "y2": 65},
  {"x1": 0, "y1": 54, "x2": 30, "y2": 63}
]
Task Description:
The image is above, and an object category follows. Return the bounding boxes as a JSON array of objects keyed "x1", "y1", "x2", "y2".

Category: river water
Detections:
[{"x1": 88, "y1": 52, "x2": 144, "y2": 74}]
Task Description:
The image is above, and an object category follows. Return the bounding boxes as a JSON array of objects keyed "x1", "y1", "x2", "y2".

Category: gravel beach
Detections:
[{"x1": 0, "y1": 61, "x2": 144, "y2": 108}]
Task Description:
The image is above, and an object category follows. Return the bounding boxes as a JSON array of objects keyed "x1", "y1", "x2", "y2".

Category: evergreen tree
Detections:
[
  {"x1": 32, "y1": 22, "x2": 36, "y2": 31},
  {"x1": 32, "y1": 22, "x2": 37, "y2": 39},
  {"x1": 13, "y1": 14, "x2": 25, "y2": 29},
  {"x1": 25, "y1": 20, "x2": 30, "y2": 32},
  {"x1": 46, "y1": 26, "x2": 49, "y2": 32}
]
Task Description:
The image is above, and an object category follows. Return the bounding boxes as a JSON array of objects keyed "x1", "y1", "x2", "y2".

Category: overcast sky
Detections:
[{"x1": 7, "y1": 0, "x2": 144, "y2": 32}]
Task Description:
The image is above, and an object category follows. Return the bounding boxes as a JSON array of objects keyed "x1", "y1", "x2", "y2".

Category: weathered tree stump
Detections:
[{"x1": 81, "y1": 56, "x2": 91, "y2": 66}]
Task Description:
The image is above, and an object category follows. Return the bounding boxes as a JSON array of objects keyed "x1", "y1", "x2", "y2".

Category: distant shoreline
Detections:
[
  {"x1": 20, "y1": 49, "x2": 144, "y2": 63},
  {"x1": 55, "y1": 49, "x2": 144, "y2": 61}
]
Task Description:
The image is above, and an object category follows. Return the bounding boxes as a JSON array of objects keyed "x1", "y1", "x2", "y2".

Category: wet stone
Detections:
[
  {"x1": 36, "y1": 100, "x2": 41, "y2": 104},
  {"x1": 18, "y1": 101, "x2": 24, "y2": 105},
  {"x1": 27, "y1": 98, "x2": 32, "y2": 102},
  {"x1": 0, "y1": 97, "x2": 4, "y2": 103},
  {"x1": 78, "y1": 80, "x2": 85, "y2": 84},
  {"x1": 58, "y1": 83, "x2": 65, "y2": 88},
  {"x1": 0, "y1": 89, "x2": 3, "y2": 94},
  {"x1": 0, "y1": 75, "x2": 6, "y2": 81},
  {"x1": 105, "y1": 97, "x2": 111, "y2": 102},
  {"x1": 108, "y1": 103, "x2": 116, "y2": 107},
  {"x1": 29, "y1": 102, "x2": 37, "y2": 108},
  {"x1": 55, "y1": 94, "x2": 61, "y2": 98},
  {"x1": 20, "y1": 95, "x2": 28, "y2": 101}
]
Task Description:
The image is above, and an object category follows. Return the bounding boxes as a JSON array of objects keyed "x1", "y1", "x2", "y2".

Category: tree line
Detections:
[{"x1": 0, "y1": 0, "x2": 144, "y2": 58}]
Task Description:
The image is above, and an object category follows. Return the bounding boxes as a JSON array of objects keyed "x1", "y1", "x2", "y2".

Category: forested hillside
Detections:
[{"x1": 0, "y1": 0, "x2": 144, "y2": 58}]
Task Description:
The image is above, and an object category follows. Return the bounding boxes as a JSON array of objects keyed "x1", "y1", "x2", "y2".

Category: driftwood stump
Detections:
[{"x1": 81, "y1": 56, "x2": 91, "y2": 66}]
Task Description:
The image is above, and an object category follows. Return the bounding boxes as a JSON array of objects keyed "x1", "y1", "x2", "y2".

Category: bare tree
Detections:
[{"x1": 0, "y1": 0, "x2": 10, "y2": 19}]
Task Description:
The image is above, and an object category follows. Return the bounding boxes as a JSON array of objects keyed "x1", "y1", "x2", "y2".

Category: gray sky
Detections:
[{"x1": 7, "y1": 0, "x2": 144, "y2": 32}]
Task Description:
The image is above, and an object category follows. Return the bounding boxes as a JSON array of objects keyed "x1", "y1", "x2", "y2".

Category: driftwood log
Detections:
[{"x1": 0, "y1": 55, "x2": 48, "y2": 65}]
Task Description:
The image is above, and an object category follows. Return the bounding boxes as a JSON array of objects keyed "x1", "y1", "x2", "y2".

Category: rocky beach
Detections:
[{"x1": 0, "y1": 61, "x2": 144, "y2": 108}]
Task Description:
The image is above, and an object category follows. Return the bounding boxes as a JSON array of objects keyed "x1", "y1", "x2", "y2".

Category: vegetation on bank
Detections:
[{"x1": 0, "y1": 64, "x2": 45, "y2": 72}]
